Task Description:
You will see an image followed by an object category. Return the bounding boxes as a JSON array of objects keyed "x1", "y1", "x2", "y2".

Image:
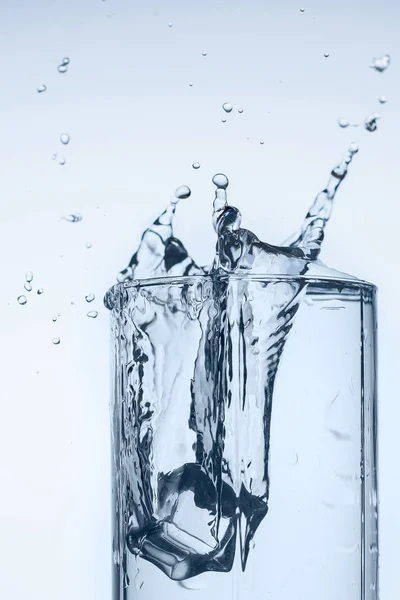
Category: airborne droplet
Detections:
[
  {"x1": 379, "y1": 95, "x2": 387, "y2": 104},
  {"x1": 87, "y1": 310, "x2": 98, "y2": 319},
  {"x1": 37, "y1": 85, "x2": 47, "y2": 93},
  {"x1": 59, "y1": 158, "x2": 66, "y2": 166},
  {"x1": 222, "y1": 103, "x2": 233, "y2": 113},
  {"x1": 62, "y1": 213, "x2": 82, "y2": 223},
  {"x1": 238, "y1": 108, "x2": 244, "y2": 114},
  {"x1": 221, "y1": 118, "x2": 227, "y2": 123},
  {"x1": 300, "y1": 7, "x2": 305, "y2": 12},
  {"x1": 24, "y1": 282, "x2": 32, "y2": 292},
  {"x1": 371, "y1": 54, "x2": 390, "y2": 73},
  {"x1": 338, "y1": 118, "x2": 349, "y2": 128},
  {"x1": 58, "y1": 65, "x2": 68, "y2": 74},
  {"x1": 25, "y1": 271, "x2": 33, "y2": 282},
  {"x1": 85, "y1": 293, "x2": 95, "y2": 303},
  {"x1": 60, "y1": 133, "x2": 70, "y2": 145},
  {"x1": 202, "y1": 52, "x2": 207, "y2": 57},
  {"x1": 17, "y1": 295, "x2": 27, "y2": 305},
  {"x1": 192, "y1": 162, "x2": 200, "y2": 170},
  {"x1": 37, "y1": 288, "x2": 44, "y2": 295},
  {"x1": 85, "y1": 242, "x2": 93, "y2": 249},
  {"x1": 364, "y1": 113, "x2": 380, "y2": 132},
  {"x1": 52, "y1": 337, "x2": 61, "y2": 345},
  {"x1": 324, "y1": 53, "x2": 330, "y2": 58}
]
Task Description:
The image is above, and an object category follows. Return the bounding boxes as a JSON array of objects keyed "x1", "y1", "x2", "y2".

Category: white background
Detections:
[{"x1": 0, "y1": 1, "x2": 399, "y2": 598}]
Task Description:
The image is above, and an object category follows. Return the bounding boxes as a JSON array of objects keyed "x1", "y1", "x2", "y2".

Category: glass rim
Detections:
[{"x1": 106, "y1": 273, "x2": 377, "y2": 293}]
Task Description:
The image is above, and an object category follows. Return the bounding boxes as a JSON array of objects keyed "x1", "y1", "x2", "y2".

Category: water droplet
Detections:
[
  {"x1": 24, "y1": 282, "x2": 32, "y2": 292},
  {"x1": 221, "y1": 118, "x2": 227, "y2": 123},
  {"x1": 168, "y1": 22, "x2": 173, "y2": 27},
  {"x1": 61, "y1": 57, "x2": 70, "y2": 66},
  {"x1": 238, "y1": 108, "x2": 244, "y2": 114},
  {"x1": 25, "y1": 271, "x2": 33, "y2": 282},
  {"x1": 85, "y1": 242, "x2": 92, "y2": 249},
  {"x1": 324, "y1": 53, "x2": 330, "y2": 58},
  {"x1": 338, "y1": 118, "x2": 349, "y2": 128},
  {"x1": 364, "y1": 113, "x2": 380, "y2": 132},
  {"x1": 87, "y1": 310, "x2": 98, "y2": 318},
  {"x1": 370, "y1": 582, "x2": 376, "y2": 591},
  {"x1": 260, "y1": 140, "x2": 265, "y2": 145},
  {"x1": 57, "y1": 312, "x2": 61, "y2": 317},
  {"x1": 37, "y1": 288, "x2": 44, "y2": 295},
  {"x1": 379, "y1": 95, "x2": 387, "y2": 104},
  {"x1": 174, "y1": 185, "x2": 191, "y2": 200},
  {"x1": 59, "y1": 158, "x2": 66, "y2": 166},
  {"x1": 62, "y1": 213, "x2": 82, "y2": 223},
  {"x1": 52, "y1": 337, "x2": 61, "y2": 345},
  {"x1": 202, "y1": 52, "x2": 207, "y2": 57},
  {"x1": 371, "y1": 54, "x2": 390, "y2": 73},
  {"x1": 52, "y1": 316, "x2": 57, "y2": 322},
  {"x1": 52, "y1": 153, "x2": 57, "y2": 160},
  {"x1": 85, "y1": 293, "x2": 95, "y2": 303},
  {"x1": 212, "y1": 173, "x2": 229, "y2": 189},
  {"x1": 58, "y1": 65, "x2": 68, "y2": 74},
  {"x1": 189, "y1": 82, "x2": 194, "y2": 87},
  {"x1": 192, "y1": 162, "x2": 200, "y2": 170},
  {"x1": 17, "y1": 295, "x2": 27, "y2": 305},
  {"x1": 300, "y1": 7, "x2": 305, "y2": 12},
  {"x1": 37, "y1": 85, "x2": 47, "y2": 93},
  {"x1": 369, "y1": 543, "x2": 378, "y2": 554},
  {"x1": 222, "y1": 103, "x2": 233, "y2": 113},
  {"x1": 60, "y1": 133, "x2": 70, "y2": 145}
]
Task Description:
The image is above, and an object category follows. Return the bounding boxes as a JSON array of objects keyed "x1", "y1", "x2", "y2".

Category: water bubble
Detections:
[
  {"x1": 37, "y1": 85, "x2": 47, "y2": 93},
  {"x1": 212, "y1": 173, "x2": 229, "y2": 189},
  {"x1": 338, "y1": 118, "x2": 349, "y2": 128},
  {"x1": 222, "y1": 103, "x2": 233, "y2": 113},
  {"x1": 60, "y1": 133, "x2": 70, "y2": 145},
  {"x1": 25, "y1": 271, "x2": 33, "y2": 282},
  {"x1": 238, "y1": 108, "x2": 244, "y2": 114},
  {"x1": 37, "y1": 288, "x2": 44, "y2": 295},
  {"x1": 221, "y1": 118, "x2": 227, "y2": 123},
  {"x1": 85, "y1": 242, "x2": 92, "y2": 249},
  {"x1": 379, "y1": 95, "x2": 387, "y2": 104},
  {"x1": 364, "y1": 113, "x2": 380, "y2": 132},
  {"x1": 202, "y1": 52, "x2": 207, "y2": 57},
  {"x1": 58, "y1": 65, "x2": 68, "y2": 74},
  {"x1": 24, "y1": 282, "x2": 32, "y2": 292},
  {"x1": 52, "y1": 337, "x2": 61, "y2": 345},
  {"x1": 59, "y1": 158, "x2": 66, "y2": 166},
  {"x1": 192, "y1": 162, "x2": 200, "y2": 170},
  {"x1": 85, "y1": 293, "x2": 95, "y2": 303},
  {"x1": 17, "y1": 295, "x2": 27, "y2": 305},
  {"x1": 324, "y1": 53, "x2": 330, "y2": 58},
  {"x1": 371, "y1": 54, "x2": 390, "y2": 73},
  {"x1": 87, "y1": 310, "x2": 98, "y2": 319}
]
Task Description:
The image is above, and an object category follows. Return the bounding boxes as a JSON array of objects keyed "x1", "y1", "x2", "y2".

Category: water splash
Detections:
[{"x1": 110, "y1": 145, "x2": 359, "y2": 582}]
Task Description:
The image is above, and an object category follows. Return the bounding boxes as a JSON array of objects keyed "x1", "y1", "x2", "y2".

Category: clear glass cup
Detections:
[{"x1": 105, "y1": 274, "x2": 378, "y2": 600}]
